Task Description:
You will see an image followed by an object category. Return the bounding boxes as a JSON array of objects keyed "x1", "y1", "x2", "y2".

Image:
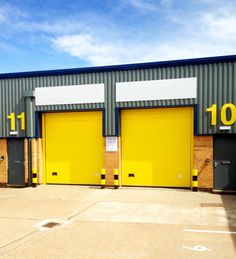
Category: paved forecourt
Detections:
[{"x1": 0, "y1": 185, "x2": 235, "y2": 258}]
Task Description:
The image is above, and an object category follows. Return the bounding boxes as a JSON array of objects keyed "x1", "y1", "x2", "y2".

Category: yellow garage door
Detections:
[
  {"x1": 43, "y1": 111, "x2": 103, "y2": 185},
  {"x1": 121, "y1": 107, "x2": 193, "y2": 187}
]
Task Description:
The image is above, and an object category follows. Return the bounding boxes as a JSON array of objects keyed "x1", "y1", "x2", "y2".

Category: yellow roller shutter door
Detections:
[
  {"x1": 44, "y1": 111, "x2": 103, "y2": 185},
  {"x1": 121, "y1": 107, "x2": 193, "y2": 187}
]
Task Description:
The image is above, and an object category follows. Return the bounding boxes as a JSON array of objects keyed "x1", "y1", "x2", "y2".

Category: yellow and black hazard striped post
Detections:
[
  {"x1": 32, "y1": 168, "x2": 38, "y2": 187},
  {"x1": 192, "y1": 169, "x2": 198, "y2": 192},
  {"x1": 114, "y1": 169, "x2": 119, "y2": 189},
  {"x1": 101, "y1": 169, "x2": 106, "y2": 189}
]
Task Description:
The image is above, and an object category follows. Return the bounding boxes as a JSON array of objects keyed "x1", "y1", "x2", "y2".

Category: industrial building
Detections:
[{"x1": 0, "y1": 55, "x2": 236, "y2": 191}]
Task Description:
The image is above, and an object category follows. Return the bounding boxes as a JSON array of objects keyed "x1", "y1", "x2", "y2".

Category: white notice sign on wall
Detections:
[{"x1": 106, "y1": 137, "x2": 118, "y2": 152}]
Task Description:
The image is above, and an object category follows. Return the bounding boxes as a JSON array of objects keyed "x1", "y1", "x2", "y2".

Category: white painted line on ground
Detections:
[
  {"x1": 182, "y1": 245, "x2": 211, "y2": 252},
  {"x1": 185, "y1": 229, "x2": 236, "y2": 234}
]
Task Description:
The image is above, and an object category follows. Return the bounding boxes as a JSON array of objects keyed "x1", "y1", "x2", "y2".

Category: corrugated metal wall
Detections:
[
  {"x1": 114, "y1": 62, "x2": 236, "y2": 135},
  {"x1": 0, "y1": 78, "x2": 28, "y2": 138},
  {"x1": 0, "y1": 75, "x2": 105, "y2": 138},
  {"x1": 0, "y1": 61, "x2": 236, "y2": 137}
]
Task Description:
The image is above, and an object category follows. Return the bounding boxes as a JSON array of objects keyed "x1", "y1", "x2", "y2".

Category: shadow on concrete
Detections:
[
  {"x1": 88, "y1": 186, "x2": 101, "y2": 189},
  {"x1": 219, "y1": 193, "x2": 236, "y2": 253}
]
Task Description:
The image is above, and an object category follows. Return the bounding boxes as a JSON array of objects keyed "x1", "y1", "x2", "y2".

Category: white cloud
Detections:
[
  {"x1": 202, "y1": 9, "x2": 236, "y2": 41},
  {"x1": 0, "y1": 13, "x2": 6, "y2": 23},
  {"x1": 0, "y1": 7, "x2": 9, "y2": 23},
  {"x1": 53, "y1": 30, "x2": 236, "y2": 66},
  {"x1": 50, "y1": 2, "x2": 236, "y2": 66},
  {"x1": 123, "y1": 0, "x2": 157, "y2": 11},
  {"x1": 1, "y1": 0, "x2": 236, "y2": 67},
  {"x1": 0, "y1": 4, "x2": 27, "y2": 21},
  {"x1": 15, "y1": 20, "x2": 85, "y2": 35},
  {"x1": 160, "y1": 0, "x2": 172, "y2": 7},
  {"x1": 53, "y1": 34, "x2": 118, "y2": 65}
]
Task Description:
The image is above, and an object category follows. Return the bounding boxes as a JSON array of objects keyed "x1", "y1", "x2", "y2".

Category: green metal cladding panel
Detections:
[
  {"x1": 0, "y1": 74, "x2": 105, "y2": 138},
  {"x1": 114, "y1": 62, "x2": 236, "y2": 135},
  {"x1": 0, "y1": 61, "x2": 236, "y2": 137}
]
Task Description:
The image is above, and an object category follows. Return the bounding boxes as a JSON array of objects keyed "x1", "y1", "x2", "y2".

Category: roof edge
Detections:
[{"x1": 0, "y1": 54, "x2": 236, "y2": 79}]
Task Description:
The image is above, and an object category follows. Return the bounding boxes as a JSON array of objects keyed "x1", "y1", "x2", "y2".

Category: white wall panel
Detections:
[
  {"x1": 116, "y1": 78, "x2": 197, "y2": 102},
  {"x1": 35, "y1": 84, "x2": 104, "y2": 106}
]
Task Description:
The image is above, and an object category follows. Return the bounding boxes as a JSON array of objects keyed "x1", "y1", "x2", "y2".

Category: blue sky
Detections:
[{"x1": 0, "y1": 0, "x2": 236, "y2": 73}]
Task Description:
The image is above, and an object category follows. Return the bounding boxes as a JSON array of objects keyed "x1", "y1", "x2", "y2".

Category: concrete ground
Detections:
[{"x1": 0, "y1": 185, "x2": 236, "y2": 259}]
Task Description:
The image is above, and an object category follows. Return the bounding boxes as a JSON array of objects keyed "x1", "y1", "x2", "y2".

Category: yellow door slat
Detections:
[
  {"x1": 44, "y1": 111, "x2": 103, "y2": 185},
  {"x1": 121, "y1": 108, "x2": 193, "y2": 187}
]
